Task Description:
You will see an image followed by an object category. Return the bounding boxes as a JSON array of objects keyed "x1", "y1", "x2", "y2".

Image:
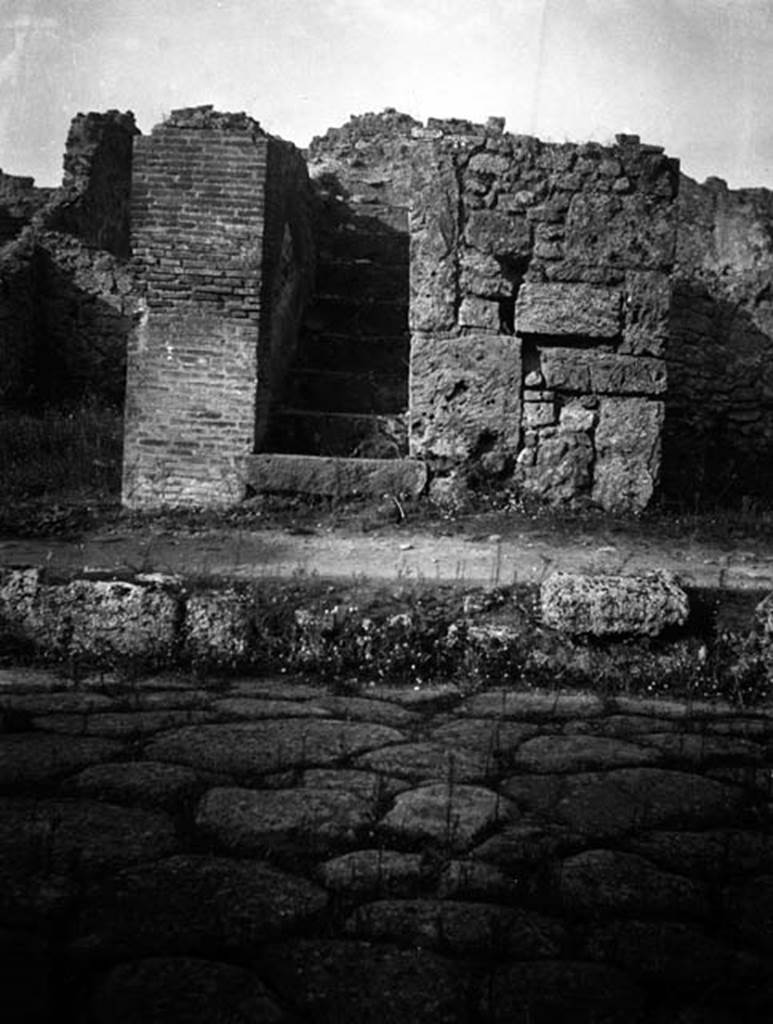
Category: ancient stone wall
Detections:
[
  {"x1": 122, "y1": 107, "x2": 312, "y2": 509},
  {"x1": 0, "y1": 232, "x2": 38, "y2": 404},
  {"x1": 0, "y1": 170, "x2": 53, "y2": 246},
  {"x1": 42, "y1": 110, "x2": 137, "y2": 258},
  {"x1": 663, "y1": 175, "x2": 773, "y2": 501},
  {"x1": 409, "y1": 120, "x2": 678, "y2": 511}
]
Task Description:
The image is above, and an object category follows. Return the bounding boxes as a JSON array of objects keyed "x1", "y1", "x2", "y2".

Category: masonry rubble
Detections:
[{"x1": 2, "y1": 106, "x2": 772, "y2": 511}]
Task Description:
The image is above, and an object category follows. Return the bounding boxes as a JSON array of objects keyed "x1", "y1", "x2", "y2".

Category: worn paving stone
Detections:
[
  {"x1": 482, "y1": 960, "x2": 644, "y2": 1024},
  {"x1": 437, "y1": 859, "x2": 520, "y2": 900},
  {"x1": 314, "y1": 695, "x2": 420, "y2": 728},
  {"x1": 554, "y1": 848, "x2": 709, "y2": 918},
  {"x1": 429, "y1": 718, "x2": 538, "y2": 756},
  {"x1": 211, "y1": 697, "x2": 330, "y2": 718},
  {"x1": 344, "y1": 898, "x2": 566, "y2": 957},
  {"x1": 121, "y1": 689, "x2": 217, "y2": 710},
  {"x1": 584, "y1": 919, "x2": 764, "y2": 996},
  {"x1": 300, "y1": 767, "x2": 393, "y2": 800},
  {"x1": 471, "y1": 821, "x2": 582, "y2": 868},
  {"x1": 318, "y1": 849, "x2": 425, "y2": 896},
  {"x1": 70, "y1": 854, "x2": 328, "y2": 959},
  {"x1": 88, "y1": 957, "x2": 287, "y2": 1024},
  {"x1": 366, "y1": 683, "x2": 464, "y2": 709},
  {"x1": 225, "y1": 679, "x2": 329, "y2": 700},
  {"x1": 723, "y1": 874, "x2": 773, "y2": 953},
  {"x1": 502, "y1": 767, "x2": 748, "y2": 838},
  {"x1": 0, "y1": 691, "x2": 117, "y2": 714},
  {"x1": 0, "y1": 797, "x2": 177, "y2": 875},
  {"x1": 196, "y1": 786, "x2": 375, "y2": 852},
  {"x1": 32, "y1": 709, "x2": 216, "y2": 737},
  {"x1": 0, "y1": 866, "x2": 77, "y2": 928},
  {"x1": 145, "y1": 719, "x2": 405, "y2": 776},
  {"x1": 634, "y1": 731, "x2": 765, "y2": 767},
  {"x1": 256, "y1": 939, "x2": 471, "y2": 1024},
  {"x1": 0, "y1": 668, "x2": 74, "y2": 693},
  {"x1": 461, "y1": 689, "x2": 604, "y2": 719},
  {"x1": 513, "y1": 734, "x2": 662, "y2": 772},
  {"x1": 0, "y1": 733, "x2": 124, "y2": 789},
  {"x1": 354, "y1": 741, "x2": 491, "y2": 783},
  {"x1": 379, "y1": 783, "x2": 512, "y2": 851},
  {"x1": 64, "y1": 761, "x2": 202, "y2": 810},
  {"x1": 563, "y1": 713, "x2": 681, "y2": 737},
  {"x1": 625, "y1": 828, "x2": 773, "y2": 879}
]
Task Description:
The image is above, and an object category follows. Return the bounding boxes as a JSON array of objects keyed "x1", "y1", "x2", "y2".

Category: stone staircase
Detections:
[{"x1": 255, "y1": 112, "x2": 421, "y2": 498}]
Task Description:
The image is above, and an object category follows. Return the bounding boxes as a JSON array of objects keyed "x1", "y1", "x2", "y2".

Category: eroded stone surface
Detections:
[
  {"x1": 318, "y1": 849, "x2": 425, "y2": 896},
  {"x1": 355, "y1": 740, "x2": 490, "y2": 784},
  {"x1": 541, "y1": 570, "x2": 689, "y2": 637},
  {"x1": 88, "y1": 957, "x2": 286, "y2": 1024},
  {"x1": 0, "y1": 733, "x2": 123, "y2": 789},
  {"x1": 380, "y1": 783, "x2": 511, "y2": 850},
  {"x1": 196, "y1": 786, "x2": 374, "y2": 851},
  {"x1": 513, "y1": 734, "x2": 661, "y2": 772},
  {"x1": 71, "y1": 854, "x2": 328, "y2": 958},
  {"x1": 146, "y1": 719, "x2": 404, "y2": 776},
  {"x1": 65, "y1": 761, "x2": 201, "y2": 809}
]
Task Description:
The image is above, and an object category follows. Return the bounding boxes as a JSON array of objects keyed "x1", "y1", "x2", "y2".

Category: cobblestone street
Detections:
[{"x1": 2, "y1": 665, "x2": 772, "y2": 1022}]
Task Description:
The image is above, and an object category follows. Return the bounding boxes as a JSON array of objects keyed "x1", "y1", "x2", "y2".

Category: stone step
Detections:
[
  {"x1": 315, "y1": 258, "x2": 408, "y2": 301},
  {"x1": 246, "y1": 452, "x2": 426, "y2": 498},
  {"x1": 284, "y1": 369, "x2": 407, "y2": 415},
  {"x1": 303, "y1": 296, "x2": 408, "y2": 337},
  {"x1": 267, "y1": 409, "x2": 408, "y2": 458},
  {"x1": 297, "y1": 331, "x2": 409, "y2": 375}
]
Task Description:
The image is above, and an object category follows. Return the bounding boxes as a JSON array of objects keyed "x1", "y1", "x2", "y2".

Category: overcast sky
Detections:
[{"x1": 1, "y1": 0, "x2": 771, "y2": 189}]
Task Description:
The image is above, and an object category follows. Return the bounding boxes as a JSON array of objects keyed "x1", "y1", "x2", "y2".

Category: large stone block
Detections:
[
  {"x1": 592, "y1": 397, "x2": 664, "y2": 512},
  {"x1": 565, "y1": 193, "x2": 676, "y2": 270},
  {"x1": 541, "y1": 571, "x2": 689, "y2": 637},
  {"x1": 409, "y1": 144, "x2": 459, "y2": 332},
  {"x1": 516, "y1": 282, "x2": 622, "y2": 338},
  {"x1": 621, "y1": 270, "x2": 671, "y2": 356},
  {"x1": 410, "y1": 334, "x2": 522, "y2": 459},
  {"x1": 464, "y1": 209, "x2": 532, "y2": 258},
  {"x1": 540, "y1": 349, "x2": 666, "y2": 396}
]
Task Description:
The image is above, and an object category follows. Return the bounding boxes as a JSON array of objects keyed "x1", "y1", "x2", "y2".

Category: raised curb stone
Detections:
[{"x1": 541, "y1": 570, "x2": 689, "y2": 636}]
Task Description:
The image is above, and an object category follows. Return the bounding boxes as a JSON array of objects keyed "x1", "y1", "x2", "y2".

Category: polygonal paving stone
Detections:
[
  {"x1": 513, "y1": 734, "x2": 661, "y2": 772},
  {"x1": 0, "y1": 734, "x2": 124, "y2": 789},
  {"x1": 145, "y1": 719, "x2": 405, "y2": 776},
  {"x1": 554, "y1": 848, "x2": 709, "y2": 917},
  {"x1": 0, "y1": 668, "x2": 72, "y2": 693},
  {"x1": 437, "y1": 860, "x2": 520, "y2": 900},
  {"x1": 634, "y1": 732, "x2": 765, "y2": 767},
  {"x1": 88, "y1": 957, "x2": 287, "y2": 1024},
  {"x1": 314, "y1": 695, "x2": 420, "y2": 728},
  {"x1": 482, "y1": 960, "x2": 644, "y2": 1023},
  {"x1": 226, "y1": 679, "x2": 328, "y2": 700},
  {"x1": 379, "y1": 783, "x2": 512, "y2": 851},
  {"x1": 0, "y1": 866, "x2": 77, "y2": 927},
  {"x1": 301, "y1": 768, "x2": 392, "y2": 801},
  {"x1": 495, "y1": 773, "x2": 565, "y2": 815},
  {"x1": 318, "y1": 849, "x2": 425, "y2": 896},
  {"x1": 344, "y1": 899, "x2": 566, "y2": 957},
  {"x1": 196, "y1": 786, "x2": 375, "y2": 852},
  {"x1": 502, "y1": 768, "x2": 747, "y2": 839},
  {"x1": 0, "y1": 797, "x2": 177, "y2": 875},
  {"x1": 471, "y1": 821, "x2": 582, "y2": 869},
  {"x1": 568, "y1": 714, "x2": 680, "y2": 737},
  {"x1": 70, "y1": 854, "x2": 328, "y2": 959},
  {"x1": 211, "y1": 697, "x2": 330, "y2": 719},
  {"x1": 461, "y1": 689, "x2": 603, "y2": 719},
  {"x1": 32, "y1": 709, "x2": 216, "y2": 737},
  {"x1": 723, "y1": 874, "x2": 773, "y2": 953},
  {"x1": 256, "y1": 939, "x2": 471, "y2": 1024},
  {"x1": 430, "y1": 718, "x2": 538, "y2": 756},
  {"x1": 0, "y1": 691, "x2": 117, "y2": 714},
  {"x1": 625, "y1": 829, "x2": 773, "y2": 879},
  {"x1": 122, "y1": 689, "x2": 216, "y2": 710},
  {"x1": 584, "y1": 919, "x2": 763, "y2": 995},
  {"x1": 65, "y1": 761, "x2": 202, "y2": 810},
  {"x1": 354, "y1": 741, "x2": 491, "y2": 784}
]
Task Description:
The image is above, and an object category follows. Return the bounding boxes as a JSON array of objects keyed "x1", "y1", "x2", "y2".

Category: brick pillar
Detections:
[{"x1": 122, "y1": 108, "x2": 267, "y2": 508}]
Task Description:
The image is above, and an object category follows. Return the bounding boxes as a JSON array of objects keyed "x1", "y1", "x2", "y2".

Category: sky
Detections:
[{"x1": 1, "y1": 0, "x2": 772, "y2": 189}]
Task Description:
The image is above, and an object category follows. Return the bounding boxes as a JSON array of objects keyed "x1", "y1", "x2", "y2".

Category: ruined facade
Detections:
[{"x1": 2, "y1": 107, "x2": 772, "y2": 511}]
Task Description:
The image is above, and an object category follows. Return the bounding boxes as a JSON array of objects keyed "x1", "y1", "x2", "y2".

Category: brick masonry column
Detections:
[{"x1": 122, "y1": 108, "x2": 267, "y2": 508}]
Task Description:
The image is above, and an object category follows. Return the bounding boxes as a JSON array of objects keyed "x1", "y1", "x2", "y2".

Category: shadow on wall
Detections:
[
  {"x1": 264, "y1": 167, "x2": 411, "y2": 458},
  {"x1": 663, "y1": 281, "x2": 773, "y2": 505}
]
